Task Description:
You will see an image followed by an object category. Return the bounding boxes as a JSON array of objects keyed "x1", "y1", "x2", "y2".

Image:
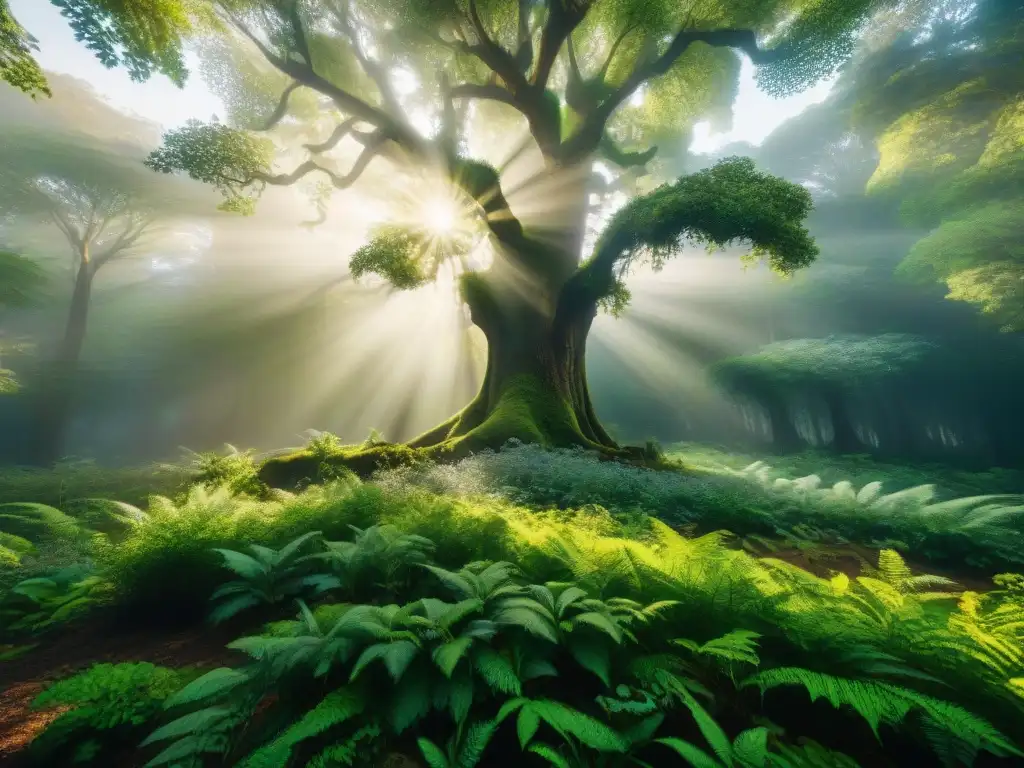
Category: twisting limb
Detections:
[
  {"x1": 254, "y1": 133, "x2": 387, "y2": 189},
  {"x1": 597, "y1": 23, "x2": 639, "y2": 82},
  {"x1": 303, "y1": 117, "x2": 361, "y2": 153},
  {"x1": 515, "y1": 0, "x2": 533, "y2": 71},
  {"x1": 599, "y1": 134, "x2": 658, "y2": 168},
  {"x1": 93, "y1": 214, "x2": 152, "y2": 267},
  {"x1": 560, "y1": 27, "x2": 779, "y2": 164},
  {"x1": 464, "y1": 0, "x2": 531, "y2": 94},
  {"x1": 285, "y1": 0, "x2": 311, "y2": 63},
  {"x1": 221, "y1": 9, "x2": 422, "y2": 153},
  {"x1": 327, "y1": 0, "x2": 404, "y2": 117},
  {"x1": 449, "y1": 82, "x2": 520, "y2": 109},
  {"x1": 532, "y1": 0, "x2": 590, "y2": 90},
  {"x1": 258, "y1": 81, "x2": 301, "y2": 131}
]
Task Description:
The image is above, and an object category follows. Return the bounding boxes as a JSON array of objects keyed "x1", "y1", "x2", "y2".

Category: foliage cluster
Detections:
[
  {"x1": 17, "y1": 478, "x2": 1024, "y2": 767},
  {"x1": 376, "y1": 442, "x2": 1024, "y2": 574}
]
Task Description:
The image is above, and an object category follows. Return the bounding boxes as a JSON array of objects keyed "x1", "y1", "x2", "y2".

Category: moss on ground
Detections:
[{"x1": 258, "y1": 375, "x2": 672, "y2": 489}]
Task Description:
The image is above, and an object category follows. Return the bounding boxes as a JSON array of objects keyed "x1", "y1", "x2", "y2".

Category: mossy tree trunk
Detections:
[{"x1": 408, "y1": 224, "x2": 617, "y2": 454}]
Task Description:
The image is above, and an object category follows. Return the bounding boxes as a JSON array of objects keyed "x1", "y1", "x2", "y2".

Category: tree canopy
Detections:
[
  {"x1": 852, "y1": 0, "x2": 1024, "y2": 331},
  {"x1": 7, "y1": 1, "x2": 904, "y2": 290}
]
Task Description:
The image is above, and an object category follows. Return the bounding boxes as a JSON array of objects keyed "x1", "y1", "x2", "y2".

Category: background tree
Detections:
[
  {"x1": 0, "y1": 73, "x2": 213, "y2": 462},
  {"x1": 849, "y1": 0, "x2": 1024, "y2": 332}
]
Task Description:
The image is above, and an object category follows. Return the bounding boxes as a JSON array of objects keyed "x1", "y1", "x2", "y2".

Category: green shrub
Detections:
[
  {"x1": 97, "y1": 482, "x2": 378, "y2": 620},
  {"x1": 0, "y1": 564, "x2": 109, "y2": 636},
  {"x1": 62, "y1": 498, "x2": 148, "y2": 540},
  {"x1": 0, "y1": 502, "x2": 82, "y2": 543},
  {"x1": 208, "y1": 531, "x2": 338, "y2": 623},
  {"x1": 28, "y1": 662, "x2": 195, "y2": 765},
  {"x1": 189, "y1": 445, "x2": 265, "y2": 496},
  {"x1": 131, "y1": 531, "x2": 1022, "y2": 768}
]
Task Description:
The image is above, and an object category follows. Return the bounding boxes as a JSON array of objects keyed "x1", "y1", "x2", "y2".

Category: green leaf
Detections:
[
  {"x1": 140, "y1": 707, "x2": 231, "y2": 745},
  {"x1": 569, "y1": 637, "x2": 612, "y2": 687},
  {"x1": 433, "y1": 636, "x2": 474, "y2": 678},
  {"x1": 656, "y1": 737, "x2": 724, "y2": 768},
  {"x1": 677, "y1": 687, "x2": 733, "y2": 765},
  {"x1": 163, "y1": 668, "x2": 248, "y2": 709},
  {"x1": 350, "y1": 640, "x2": 420, "y2": 682},
  {"x1": 238, "y1": 689, "x2": 364, "y2": 768},
  {"x1": 390, "y1": 668, "x2": 432, "y2": 733},
  {"x1": 572, "y1": 611, "x2": 623, "y2": 643},
  {"x1": 496, "y1": 697, "x2": 528, "y2": 723},
  {"x1": 555, "y1": 586, "x2": 588, "y2": 615},
  {"x1": 528, "y1": 743, "x2": 571, "y2": 768},
  {"x1": 733, "y1": 728, "x2": 769, "y2": 768},
  {"x1": 418, "y1": 737, "x2": 450, "y2": 768},
  {"x1": 623, "y1": 713, "x2": 665, "y2": 746},
  {"x1": 493, "y1": 607, "x2": 558, "y2": 643},
  {"x1": 276, "y1": 530, "x2": 324, "y2": 562},
  {"x1": 457, "y1": 719, "x2": 497, "y2": 768},
  {"x1": 212, "y1": 548, "x2": 267, "y2": 579},
  {"x1": 209, "y1": 593, "x2": 262, "y2": 623},
  {"x1": 530, "y1": 699, "x2": 629, "y2": 752},
  {"x1": 473, "y1": 647, "x2": 522, "y2": 695},
  {"x1": 517, "y1": 705, "x2": 540, "y2": 750}
]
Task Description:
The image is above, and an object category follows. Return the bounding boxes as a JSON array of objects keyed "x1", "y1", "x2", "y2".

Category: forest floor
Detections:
[{"x1": 1, "y1": 442, "x2": 1022, "y2": 766}]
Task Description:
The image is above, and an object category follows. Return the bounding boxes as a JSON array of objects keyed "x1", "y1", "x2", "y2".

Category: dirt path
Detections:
[{"x1": 0, "y1": 618, "x2": 239, "y2": 765}]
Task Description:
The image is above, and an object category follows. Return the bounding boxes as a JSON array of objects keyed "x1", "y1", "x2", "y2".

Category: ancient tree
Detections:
[{"x1": 9, "y1": 0, "x2": 901, "y2": 465}]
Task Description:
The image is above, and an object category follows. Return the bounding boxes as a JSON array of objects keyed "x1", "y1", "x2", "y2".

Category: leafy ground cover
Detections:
[{"x1": 0, "y1": 442, "x2": 1022, "y2": 767}]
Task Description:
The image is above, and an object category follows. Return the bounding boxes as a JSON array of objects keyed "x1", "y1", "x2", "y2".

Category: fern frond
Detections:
[
  {"x1": 163, "y1": 668, "x2": 248, "y2": 709},
  {"x1": 237, "y1": 689, "x2": 364, "y2": 768},
  {"x1": 655, "y1": 737, "x2": 723, "y2": 767},
  {"x1": 350, "y1": 640, "x2": 420, "y2": 682},
  {"x1": 473, "y1": 646, "x2": 522, "y2": 695}
]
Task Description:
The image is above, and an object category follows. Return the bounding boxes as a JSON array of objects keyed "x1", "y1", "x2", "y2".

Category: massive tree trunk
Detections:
[
  {"x1": 258, "y1": 173, "x2": 637, "y2": 488},
  {"x1": 34, "y1": 258, "x2": 94, "y2": 464},
  {"x1": 409, "y1": 235, "x2": 616, "y2": 453}
]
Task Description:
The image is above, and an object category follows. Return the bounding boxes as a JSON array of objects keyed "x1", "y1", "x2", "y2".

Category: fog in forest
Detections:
[{"x1": 1, "y1": 0, "x2": 1021, "y2": 470}]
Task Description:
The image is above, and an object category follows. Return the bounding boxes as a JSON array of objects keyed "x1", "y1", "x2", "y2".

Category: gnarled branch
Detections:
[
  {"x1": 254, "y1": 132, "x2": 387, "y2": 190},
  {"x1": 304, "y1": 117, "x2": 362, "y2": 153},
  {"x1": 449, "y1": 82, "x2": 520, "y2": 109},
  {"x1": 532, "y1": 0, "x2": 589, "y2": 90},
  {"x1": 599, "y1": 134, "x2": 658, "y2": 168},
  {"x1": 464, "y1": 0, "x2": 531, "y2": 95},
  {"x1": 258, "y1": 81, "x2": 301, "y2": 131},
  {"x1": 222, "y1": 9, "x2": 422, "y2": 154}
]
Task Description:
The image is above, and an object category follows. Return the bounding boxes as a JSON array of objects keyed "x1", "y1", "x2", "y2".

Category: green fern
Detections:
[
  {"x1": 766, "y1": 739, "x2": 861, "y2": 767},
  {"x1": 237, "y1": 688, "x2": 364, "y2": 767},
  {"x1": 742, "y1": 667, "x2": 1021, "y2": 759},
  {"x1": 674, "y1": 630, "x2": 762, "y2": 668},
  {"x1": 306, "y1": 723, "x2": 381, "y2": 767},
  {"x1": 209, "y1": 530, "x2": 336, "y2": 622}
]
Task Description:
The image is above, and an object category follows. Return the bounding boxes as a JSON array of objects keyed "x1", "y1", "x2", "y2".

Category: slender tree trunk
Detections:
[{"x1": 35, "y1": 255, "x2": 94, "y2": 464}]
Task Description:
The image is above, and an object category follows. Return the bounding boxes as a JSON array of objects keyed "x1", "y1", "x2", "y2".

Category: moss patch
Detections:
[
  {"x1": 259, "y1": 443, "x2": 427, "y2": 488},
  {"x1": 258, "y1": 376, "x2": 674, "y2": 489}
]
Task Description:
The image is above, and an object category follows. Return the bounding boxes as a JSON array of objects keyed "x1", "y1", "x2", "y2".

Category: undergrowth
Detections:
[
  {"x1": 3, "y1": 442, "x2": 1024, "y2": 765},
  {"x1": 13, "y1": 481, "x2": 1024, "y2": 766}
]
